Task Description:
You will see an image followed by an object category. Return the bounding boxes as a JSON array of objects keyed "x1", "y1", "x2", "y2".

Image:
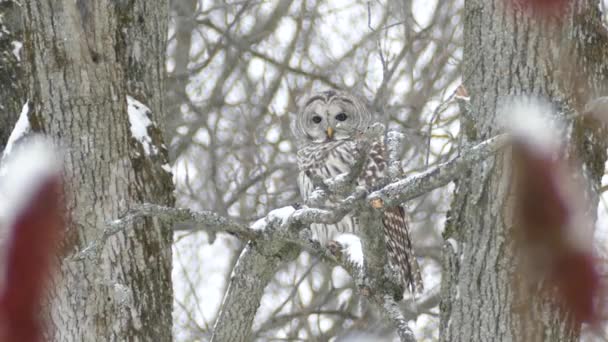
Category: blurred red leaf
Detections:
[
  {"x1": 505, "y1": 0, "x2": 571, "y2": 18},
  {"x1": 513, "y1": 139, "x2": 600, "y2": 324},
  {"x1": 0, "y1": 176, "x2": 65, "y2": 342},
  {"x1": 515, "y1": 146, "x2": 569, "y2": 235},
  {"x1": 552, "y1": 250, "x2": 599, "y2": 324}
]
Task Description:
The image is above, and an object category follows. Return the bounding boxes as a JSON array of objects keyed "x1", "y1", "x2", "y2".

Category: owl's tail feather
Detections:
[{"x1": 382, "y1": 207, "x2": 424, "y2": 295}]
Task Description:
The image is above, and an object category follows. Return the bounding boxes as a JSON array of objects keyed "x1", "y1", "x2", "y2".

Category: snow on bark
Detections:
[
  {"x1": 127, "y1": 96, "x2": 157, "y2": 156},
  {"x1": 10, "y1": 41, "x2": 21, "y2": 61},
  {"x1": 0, "y1": 101, "x2": 31, "y2": 167}
]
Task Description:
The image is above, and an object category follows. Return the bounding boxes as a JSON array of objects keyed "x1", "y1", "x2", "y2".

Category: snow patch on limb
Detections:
[
  {"x1": 127, "y1": 96, "x2": 158, "y2": 156},
  {"x1": 251, "y1": 206, "x2": 296, "y2": 231},
  {"x1": 1, "y1": 101, "x2": 32, "y2": 167},
  {"x1": 334, "y1": 233, "x2": 364, "y2": 268},
  {"x1": 0, "y1": 137, "x2": 61, "y2": 227}
]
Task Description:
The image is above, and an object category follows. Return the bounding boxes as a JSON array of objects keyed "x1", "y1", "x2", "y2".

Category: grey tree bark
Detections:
[
  {"x1": 440, "y1": 1, "x2": 608, "y2": 341},
  {"x1": 22, "y1": 1, "x2": 174, "y2": 340},
  {"x1": 0, "y1": 0, "x2": 24, "y2": 150}
]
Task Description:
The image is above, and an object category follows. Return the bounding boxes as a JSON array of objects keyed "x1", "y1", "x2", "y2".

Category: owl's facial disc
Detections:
[
  {"x1": 297, "y1": 90, "x2": 370, "y2": 144},
  {"x1": 305, "y1": 103, "x2": 354, "y2": 142}
]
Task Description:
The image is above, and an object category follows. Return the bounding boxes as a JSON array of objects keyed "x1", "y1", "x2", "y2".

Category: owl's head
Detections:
[{"x1": 293, "y1": 90, "x2": 372, "y2": 144}]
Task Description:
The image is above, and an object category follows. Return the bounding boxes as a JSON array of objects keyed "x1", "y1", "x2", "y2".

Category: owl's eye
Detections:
[
  {"x1": 312, "y1": 116, "x2": 322, "y2": 124},
  {"x1": 335, "y1": 113, "x2": 347, "y2": 121}
]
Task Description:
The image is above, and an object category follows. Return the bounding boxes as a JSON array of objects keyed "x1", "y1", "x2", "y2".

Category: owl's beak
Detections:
[{"x1": 326, "y1": 127, "x2": 334, "y2": 139}]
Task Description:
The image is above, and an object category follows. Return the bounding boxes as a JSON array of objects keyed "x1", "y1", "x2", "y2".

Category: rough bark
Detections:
[
  {"x1": 0, "y1": 0, "x2": 25, "y2": 150},
  {"x1": 22, "y1": 1, "x2": 174, "y2": 340},
  {"x1": 440, "y1": 1, "x2": 608, "y2": 341}
]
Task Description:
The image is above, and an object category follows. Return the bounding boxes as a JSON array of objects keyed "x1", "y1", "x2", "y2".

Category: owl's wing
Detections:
[
  {"x1": 383, "y1": 206, "x2": 424, "y2": 294},
  {"x1": 361, "y1": 139, "x2": 423, "y2": 294}
]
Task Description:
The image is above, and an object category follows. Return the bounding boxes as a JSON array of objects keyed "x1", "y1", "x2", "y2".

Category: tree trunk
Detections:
[
  {"x1": 440, "y1": 1, "x2": 608, "y2": 341},
  {"x1": 165, "y1": 0, "x2": 197, "y2": 146},
  {"x1": 22, "y1": 1, "x2": 174, "y2": 340},
  {"x1": 0, "y1": 0, "x2": 25, "y2": 150}
]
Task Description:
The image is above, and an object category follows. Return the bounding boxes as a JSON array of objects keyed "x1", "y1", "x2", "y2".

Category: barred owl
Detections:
[{"x1": 292, "y1": 89, "x2": 423, "y2": 294}]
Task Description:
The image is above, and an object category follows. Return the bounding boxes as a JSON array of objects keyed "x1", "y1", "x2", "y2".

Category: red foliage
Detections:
[
  {"x1": 0, "y1": 177, "x2": 65, "y2": 342},
  {"x1": 552, "y1": 250, "x2": 599, "y2": 323},
  {"x1": 513, "y1": 142, "x2": 600, "y2": 324},
  {"x1": 515, "y1": 148, "x2": 569, "y2": 235},
  {"x1": 505, "y1": 0, "x2": 571, "y2": 18}
]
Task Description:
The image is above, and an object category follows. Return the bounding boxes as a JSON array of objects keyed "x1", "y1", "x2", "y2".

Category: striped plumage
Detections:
[{"x1": 293, "y1": 90, "x2": 423, "y2": 294}]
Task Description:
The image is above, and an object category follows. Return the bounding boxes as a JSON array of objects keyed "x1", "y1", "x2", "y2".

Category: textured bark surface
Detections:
[
  {"x1": 440, "y1": 1, "x2": 608, "y2": 341},
  {"x1": 0, "y1": 0, "x2": 24, "y2": 150},
  {"x1": 22, "y1": 1, "x2": 174, "y2": 340}
]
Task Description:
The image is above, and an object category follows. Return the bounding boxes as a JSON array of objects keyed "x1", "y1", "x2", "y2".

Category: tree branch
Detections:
[
  {"x1": 211, "y1": 242, "x2": 298, "y2": 342},
  {"x1": 377, "y1": 294, "x2": 417, "y2": 342},
  {"x1": 72, "y1": 204, "x2": 256, "y2": 261},
  {"x1": 368, "y1": 134, "x2": 509, "y2": 208},
  {"x1": 97, "y1": 133, "x2": 508, "y2": 341}
]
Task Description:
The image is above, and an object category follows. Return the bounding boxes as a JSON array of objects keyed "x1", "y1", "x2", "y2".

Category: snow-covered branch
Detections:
[{"x1": 368, "y1": 134, "x2": 509, "y2": 208}]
